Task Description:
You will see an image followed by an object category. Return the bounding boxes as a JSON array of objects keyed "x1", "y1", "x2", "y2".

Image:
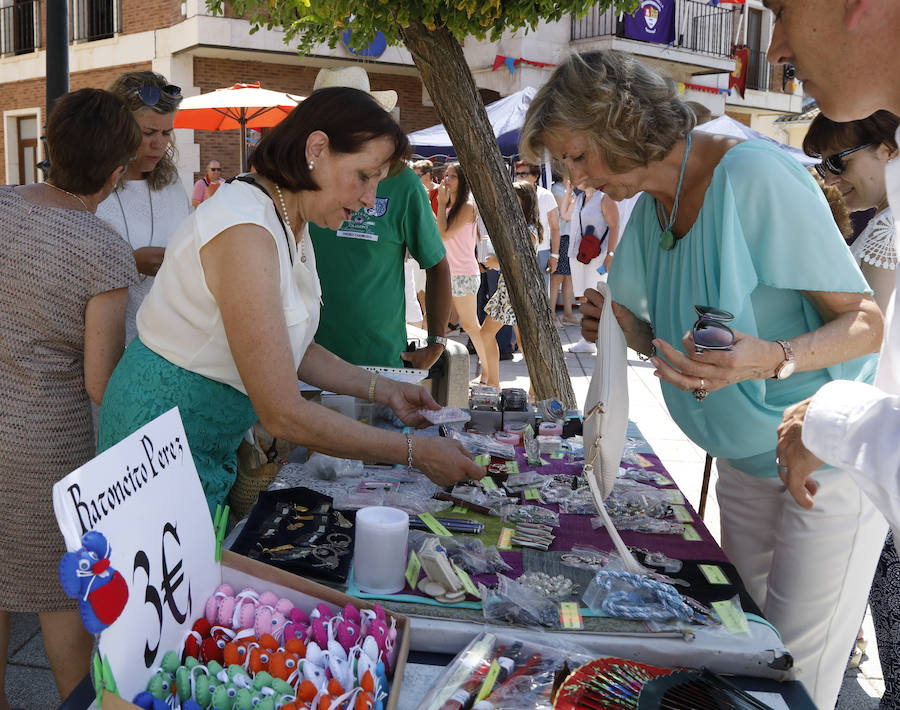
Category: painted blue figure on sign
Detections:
[{"x1": 59, "y1": 530, "x2": 129, "y2": 634}]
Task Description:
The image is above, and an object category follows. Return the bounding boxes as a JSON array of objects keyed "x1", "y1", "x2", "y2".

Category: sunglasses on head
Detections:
[
  {"x1": 692, "y1": 305, "x2": 735, "y2": 353},
  {"x1": 136, "y1": 83, "x2": 182, "y2": 108},
  {"x1": 814, "y1": 143, "x2": 872, "y2": 178}
]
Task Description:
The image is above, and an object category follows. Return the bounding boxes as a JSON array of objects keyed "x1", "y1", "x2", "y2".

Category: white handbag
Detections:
[{"x1": 582, "y1": 281, "x2": 643, "y2": 572}]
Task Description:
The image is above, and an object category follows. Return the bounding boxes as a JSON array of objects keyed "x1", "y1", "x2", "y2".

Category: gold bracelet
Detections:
[{"x1": 367, "y1": 371, "x2": 379, "y2": 404}]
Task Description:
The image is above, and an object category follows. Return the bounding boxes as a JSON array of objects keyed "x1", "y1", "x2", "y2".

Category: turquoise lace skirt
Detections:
[{"x1": 98, "y1": 337, "x2": 258, "y2": 517}]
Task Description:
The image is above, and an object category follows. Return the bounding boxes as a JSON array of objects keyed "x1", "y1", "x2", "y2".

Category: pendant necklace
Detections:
[
  {"x1": 656, "y1": 132, "x2": 692, "y2": 251},
  {"x1": 114, "y1": 180, "x2": 154, "y2": 249},
  {"x1": 45, "y1": 181, "x2": 89, "y2": 211},
  {"x1": 273, "y1": 183, "x2": 306, "y2": 263}
]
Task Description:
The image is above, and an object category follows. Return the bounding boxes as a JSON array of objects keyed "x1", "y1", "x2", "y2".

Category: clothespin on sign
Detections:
[
  {"x1": 92, "y1": 651, "x2": 118, "y2": 705},
  {"x1": 213, "y1": 504, "x2": 230, "y2": 562}
]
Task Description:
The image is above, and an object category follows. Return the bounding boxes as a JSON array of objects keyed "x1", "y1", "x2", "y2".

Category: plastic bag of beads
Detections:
[
  {"x1": 593, "y1": 515, "x2": 685, "y2": 535},
  {"x1": 444, "y1": 428, "x2": 517, "y2": 460},
  {"x1": 305, "y1": 452, "x2": 364, "y2": 480},
  {"x1": 503, "y1": 471, "x2": 546, "y2": 494},
  {"x1": 503, "y1": 505, "x2": 559, "y2": 527},
  {"x1": 481, "y1": 574, "x2": 562, "y2": 628},
  {"x1": 410, "y1": 532, "x2": 511, "y2": 576}
]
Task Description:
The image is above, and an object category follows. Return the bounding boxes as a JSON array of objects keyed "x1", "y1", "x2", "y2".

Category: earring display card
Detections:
[{"x1": 230, "y1": 486, "x2": 356, "y2": 584}]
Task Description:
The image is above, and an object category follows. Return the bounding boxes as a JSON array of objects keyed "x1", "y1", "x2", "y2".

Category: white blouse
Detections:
[{"x1": 137, "y1": 180, "x2": 321, "y2": 395}]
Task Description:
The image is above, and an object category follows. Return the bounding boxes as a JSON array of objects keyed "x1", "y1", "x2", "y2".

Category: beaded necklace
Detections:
[
  {"x1": 655, "y1": 132, "x2": 692, "y2": 251},
  {"x1": 273, "y1": 183, "x2": 306, "y2": 263}
]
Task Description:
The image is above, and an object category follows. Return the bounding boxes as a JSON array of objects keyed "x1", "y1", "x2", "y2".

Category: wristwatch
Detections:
[
  {"x1": 426, "y1": 335, "x2": 448, "y2": 346},
  {"x1": 772, "y1": 339, "x2": 796, "y2": 380}
]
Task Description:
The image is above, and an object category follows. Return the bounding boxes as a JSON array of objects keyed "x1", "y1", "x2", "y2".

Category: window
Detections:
[
  {"x1": 71, "y1": 0, "x2": 119, "y2": 42},
  {"x1": 16, "y1": 115, "x2": 37, "y2": 185},
  {"x1": 1, "y1": 0, "x2": 40, "y2": 56}
]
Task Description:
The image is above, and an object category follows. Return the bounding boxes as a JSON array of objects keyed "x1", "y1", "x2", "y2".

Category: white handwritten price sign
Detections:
[{"x1": 53, "y1": 407, "x2": 220, "y2": 702}]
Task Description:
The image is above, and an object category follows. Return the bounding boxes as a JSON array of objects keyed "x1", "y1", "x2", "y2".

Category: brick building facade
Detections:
[{"x1": 0, "y1": 2, "x2": 441, "y2": 187}]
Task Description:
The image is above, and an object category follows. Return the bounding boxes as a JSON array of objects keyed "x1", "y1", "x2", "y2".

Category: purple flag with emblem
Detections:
[{"x1": 623, "y1": 0, "x2": 676, "y2": 44}]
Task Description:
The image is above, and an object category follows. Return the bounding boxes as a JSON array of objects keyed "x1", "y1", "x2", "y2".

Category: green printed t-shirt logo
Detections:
[{"x1": 336, "y1": 198, "x2": 389, "y2": 241}]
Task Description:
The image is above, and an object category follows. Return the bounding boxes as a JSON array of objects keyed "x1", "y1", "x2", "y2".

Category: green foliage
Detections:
[{"x1": 207, "y1": 0, "x2": 636, "y2": 54}]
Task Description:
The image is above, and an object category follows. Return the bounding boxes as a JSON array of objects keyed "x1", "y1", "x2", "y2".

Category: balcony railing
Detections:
[
  {"x1": 71, "y1": 0, "x2": 121, "y2": 42},
  {"x1": 572, "y1": 0, "x2": 736, "y2": 59},
  {"x1": 1, "y1": 0, "x2": 41, "y2": 56},
  {"x1": 745, "y1": 48, "x2": 771, "y2": 91}
]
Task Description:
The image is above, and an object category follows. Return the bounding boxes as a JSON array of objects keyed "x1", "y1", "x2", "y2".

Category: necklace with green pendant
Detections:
[{"x1": 656, "y1": 132, "x2": 693, "y2": 250}]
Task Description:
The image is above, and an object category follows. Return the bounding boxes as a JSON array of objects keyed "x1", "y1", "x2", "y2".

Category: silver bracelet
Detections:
[
  {"x1": 405, "y1": 432, "x2": 414, "y2": 473},
  {"x1": 637, "y1": 325, "x2": 656, "y2": 361}
]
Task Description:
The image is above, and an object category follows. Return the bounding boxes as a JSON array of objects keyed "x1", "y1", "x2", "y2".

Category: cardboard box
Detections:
[{"x1": 102, "y1": 550, "x2": 410, "y2": 710}]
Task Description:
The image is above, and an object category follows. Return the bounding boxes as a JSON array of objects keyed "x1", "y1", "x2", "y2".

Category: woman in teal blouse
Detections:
[{"x1": 522, "y1": 50, "x2": 885, "y2": 710}]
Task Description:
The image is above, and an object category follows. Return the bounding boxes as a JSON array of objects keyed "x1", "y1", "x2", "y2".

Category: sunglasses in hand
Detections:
[{"x1": 692, "y1": 305, "x2": 735, "y2": 353}]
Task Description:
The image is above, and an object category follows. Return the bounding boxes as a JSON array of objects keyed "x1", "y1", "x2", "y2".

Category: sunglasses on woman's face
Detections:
[
  {"x1": 136, "y1": 83, "x2": 182, "y2": 108},
  {"x1": 692, "y1": 305, "x2": 735, "y2": 353},
  {"x1": 814, "y1": 143, "x2": 872, "y2": 178}
]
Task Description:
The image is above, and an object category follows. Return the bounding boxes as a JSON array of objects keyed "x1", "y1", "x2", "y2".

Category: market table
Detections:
[{"x1": 231, "y1": 420, "x2": 793, "y2": 682}]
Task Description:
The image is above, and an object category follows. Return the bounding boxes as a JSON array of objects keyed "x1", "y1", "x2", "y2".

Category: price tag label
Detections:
[
  {"x1": 480, "y1": 477, "x2": 498, "y2": 492},
  {"x1": 475, "y1": 661, "x2": 502, "y2": 703},
  {"x1": 711, "y1": 600, "x2": 750, "y2": 635},
  {"x1": 654, "y1": 474, "x2": 674, "y2": 486},
  {"x1": 497, "y1": 527, "x2": 514, "y2": 550},
  {"x1": 475, "y1": 454, "x2": 490, "y2": 466},
  {"x1": 682, "y1": 524, "x2": 701, "y2": 541},
  {"x1": 505, "y1": 461, "x2": 520, "y2": 474},
  {"x1": 405, "y1": 550, "x2": 421, "y2": 589},
  {"x1": 666, "y1": 490, "x2": 686, "y2": 504},
  {"x1": 559, "y1": 601, "x2": 584, "y2": 629},
  {"x1": 699, "y1": 564, "x2": 730, "y2": 585},
  {"x1": 452, "y1": 506, "x2": 468, "y2": 514},
  {"x1": 418, "y1": 512, "x2": 452, "y2": 537},
  {"x1": 671, "y1": 505, "x2": 693, "y2": 523},
  {"x1": 453, "y1": 564, "x2": 481, "y2": 598},
  {"x1": 523, "y1": 488, "x2": 541, "y2": 500},
  {"x1": 634, "y1": 453, "x2": 654, "y2": 468}
]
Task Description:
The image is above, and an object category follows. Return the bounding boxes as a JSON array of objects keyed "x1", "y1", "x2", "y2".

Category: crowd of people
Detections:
[{"x1": 1, "y1": 2, "x2": 900, "y2": 706}]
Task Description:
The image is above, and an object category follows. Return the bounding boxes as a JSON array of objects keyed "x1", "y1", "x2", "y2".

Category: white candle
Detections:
[{"x1": 353, "y1": 506, "x2": 409, "y2": 594}]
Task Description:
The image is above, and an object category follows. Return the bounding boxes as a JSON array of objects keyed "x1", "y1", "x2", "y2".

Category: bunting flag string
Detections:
[
  {"x1": 491, "y1": 55, "x2": 556, "y2": 75},
  {"x1": 677, "y1": 81, "x2": 732, "y2": 96}
]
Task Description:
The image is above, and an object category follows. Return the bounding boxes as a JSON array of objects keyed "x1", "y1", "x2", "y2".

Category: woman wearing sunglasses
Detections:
[
  {"x1": 522, "y1": 50, "x2": 885, "y2": 710},
  {"x1": 803, "y1": 110, "x2": 899, "y2": 710},
  {"x1": 96, "y1": 71, "x2": 192, "y2": 344},
  {"x1": 97, "y1": 88, "x2": 483, "y2": 518}
]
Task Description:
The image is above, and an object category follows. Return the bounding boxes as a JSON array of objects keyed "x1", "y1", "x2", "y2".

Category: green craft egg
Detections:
[
  {"x1": 161, "y1": 650, "x2": 181, "y2": 674},
  {"x1": 195, "y1": 673, "x2": 212, "y2": 707},
  {"x1": 186, "y1": 656, "x2": 200, "y2": 670},
  {"x1": 207, "y1": 660, "x2": 224, "y2": 677},
  {"x1": 252, "y1": 671, "x2": 274, "y2": 690},
  {"x1": 234, "y1": 688, "x2": 254, "y2": 709},
  {"x1": 255, "y1": 697, "x2": 276, "y2": 710},
  {"x1": 148, "y1": 669, "x2": 174, "y2": 700},
  {"x1": 212, "y1": 683, "x2": 237, "y2": 710},
  {"x1": 271, "y1": 679, "x2": 293, "y2": 696}
]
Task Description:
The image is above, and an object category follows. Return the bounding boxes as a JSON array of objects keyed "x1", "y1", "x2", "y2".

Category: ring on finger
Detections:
[
  {"x1": 776, "y1": 457, "x2": 789, "y2": 475},
  {"x1": 691, "y1": 377, "x2": 708, "y2": 402}
]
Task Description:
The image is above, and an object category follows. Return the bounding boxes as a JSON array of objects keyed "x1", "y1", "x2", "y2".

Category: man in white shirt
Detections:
[{"x1": 771, "y1": 0, "x2": 900, "y2": 530}]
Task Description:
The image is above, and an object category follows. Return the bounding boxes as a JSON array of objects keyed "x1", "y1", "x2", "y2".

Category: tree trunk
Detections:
[{"x1": 401, "y1": 22, "x2": 577, "y2": 409}]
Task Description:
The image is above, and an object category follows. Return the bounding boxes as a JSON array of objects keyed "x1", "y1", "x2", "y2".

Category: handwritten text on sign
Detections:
[{"x1": 53, "y1": 408, "x2": 220, "y2": 701}]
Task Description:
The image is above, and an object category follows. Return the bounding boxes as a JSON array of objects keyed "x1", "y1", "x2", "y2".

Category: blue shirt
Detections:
[{"x1": 609, "y1": 139, "x2": 876, "y2": 476}]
